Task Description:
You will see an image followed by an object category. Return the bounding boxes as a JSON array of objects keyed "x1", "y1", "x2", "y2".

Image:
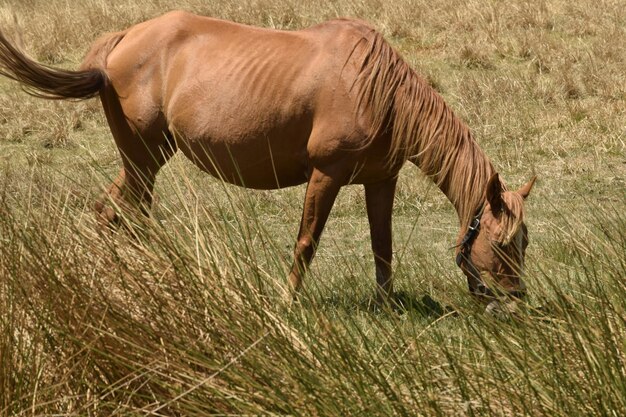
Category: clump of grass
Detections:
[
  {"x1": 1, "y1": 158, "x2": 625, "y2": 415},
  {"x1": 0, "y1": 90, "x2": 95, "y2": 147},
  {"x1": 459, "y1": 45, "x2": 494, "y2": 70}
]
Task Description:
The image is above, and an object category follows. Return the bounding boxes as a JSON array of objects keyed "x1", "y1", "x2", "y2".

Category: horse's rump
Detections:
[{"x1": 80, "y1": 30, "x2": 127, "y2": 73}]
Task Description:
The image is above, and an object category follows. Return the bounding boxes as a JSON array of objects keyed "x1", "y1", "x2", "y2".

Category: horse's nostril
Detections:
[
  {"x1": 476, "y1": 283, "x2": 489, "y2": 296},
  {"x1": 469, "y1": 282, "x2": 494, "y2": 299}
]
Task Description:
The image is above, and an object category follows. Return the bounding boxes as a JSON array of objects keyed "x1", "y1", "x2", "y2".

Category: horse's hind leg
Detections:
[
  {"x1": 365, "y1": 177, "x2": 397, "y2": 304},
  {"x1": 287, "y1": 168, "x2": 343, "y2": 299},
  {"x1": 95, "y1": 93, "x2": 175, "y2": 228},
  {"x1": 95, "y1": 137, "x2": 175, "y2": 227}
]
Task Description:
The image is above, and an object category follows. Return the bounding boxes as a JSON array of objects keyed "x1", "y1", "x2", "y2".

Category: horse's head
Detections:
[{"x1": 457, "y1": 173, "x2": 536, "y2": 313}]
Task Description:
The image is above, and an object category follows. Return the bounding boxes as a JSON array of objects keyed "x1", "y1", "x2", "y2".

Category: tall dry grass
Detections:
[{"x1": 0, "y1": 159, "x2": 624, "y2": 415}]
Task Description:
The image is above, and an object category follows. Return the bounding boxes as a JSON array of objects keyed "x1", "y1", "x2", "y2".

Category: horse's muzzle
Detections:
[
  {"x1": 471, "y1": 270, "x2": 527, "y2": 299},
  {"x1": 474, "y1": 277, "x2": 527, "y2": 319}
]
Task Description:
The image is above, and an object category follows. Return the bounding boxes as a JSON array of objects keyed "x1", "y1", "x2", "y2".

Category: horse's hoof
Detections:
[{"x1": 94, "y1": 200, "x2": 121, "y2": 228}]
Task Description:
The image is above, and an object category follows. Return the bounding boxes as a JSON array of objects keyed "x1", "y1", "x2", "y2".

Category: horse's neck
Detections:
[{"x1": 410, "y1": 121, "x2": 494, "y2": 231}]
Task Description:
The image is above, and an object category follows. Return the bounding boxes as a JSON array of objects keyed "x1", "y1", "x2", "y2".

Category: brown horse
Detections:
[{"x1": 0, "y1": 11, "x2": 535, "y2": 311}]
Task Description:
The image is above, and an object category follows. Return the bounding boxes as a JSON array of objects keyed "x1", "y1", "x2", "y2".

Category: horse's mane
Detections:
[{"x1": 354, "y1": 29, "x2": 510, "y2": 231}]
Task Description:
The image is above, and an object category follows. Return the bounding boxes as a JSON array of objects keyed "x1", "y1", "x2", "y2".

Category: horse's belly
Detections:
[
  {"x1": 169, "y1": 86, "x2": 315, "y2": 189},
  {"x1": 176, "y1": 136, "x2": 309, "y2": 189}
]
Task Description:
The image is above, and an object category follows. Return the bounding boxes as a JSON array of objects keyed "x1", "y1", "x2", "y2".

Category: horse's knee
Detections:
[{"x1": 295, "y1": 237, "x2": 314, "y2": 258}]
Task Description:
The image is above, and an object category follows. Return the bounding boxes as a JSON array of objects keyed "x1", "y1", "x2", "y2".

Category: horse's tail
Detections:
[{"x1": 0, "y1": 30, "x2": 125, "y2": 100}]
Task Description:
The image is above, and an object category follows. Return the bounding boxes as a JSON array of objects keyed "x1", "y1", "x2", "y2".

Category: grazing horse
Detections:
[{"x1": 0, "y1": 11, "x2": 535, "y2": 310}]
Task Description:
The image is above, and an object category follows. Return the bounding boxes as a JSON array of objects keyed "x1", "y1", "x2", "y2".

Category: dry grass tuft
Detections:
[{"x1": 459, "y1": 45, "x2": 494, "y2": 70}]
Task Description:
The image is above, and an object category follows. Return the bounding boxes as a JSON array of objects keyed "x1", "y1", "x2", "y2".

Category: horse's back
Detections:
[{"x1": 103, "y1": 11, "x2": 374, "y2": 123}]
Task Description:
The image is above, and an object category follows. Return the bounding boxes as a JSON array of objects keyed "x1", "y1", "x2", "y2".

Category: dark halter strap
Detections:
[
  {"x1": 455, "y1": 204, "x2": 485, "y2": 268},
  {"x1": 454, "y1": 203, "x2": 494, "y2": 298}
]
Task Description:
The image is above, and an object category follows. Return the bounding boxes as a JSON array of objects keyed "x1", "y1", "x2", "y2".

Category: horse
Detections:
[{"x1": 0, "y1": 11, "x2": 535, "y2": 312}]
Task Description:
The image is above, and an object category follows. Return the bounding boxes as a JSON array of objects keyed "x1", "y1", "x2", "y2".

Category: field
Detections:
[{"x1": 0, "y1": 0, "x2": 624, "y2": 415}]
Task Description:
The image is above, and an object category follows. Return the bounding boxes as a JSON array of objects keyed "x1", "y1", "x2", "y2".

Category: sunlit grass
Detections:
[{"x1": 1, "y1": 157, "x2": 624, "y2": 415}]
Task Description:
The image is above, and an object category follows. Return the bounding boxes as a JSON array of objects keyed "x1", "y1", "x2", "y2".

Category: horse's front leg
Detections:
[
  {"x1": 287, "y1": 167, "x2": 343, "y2": 300},
  {"x1": 365, "y1": 177, "x2": 397, "y2": 304}
]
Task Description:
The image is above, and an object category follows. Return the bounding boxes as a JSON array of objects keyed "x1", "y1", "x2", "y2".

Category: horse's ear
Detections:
[
  {"x1": 486, "y1": 173, "x2": 504, "y2": 213},
  {"x1": 517, "y1": 175, "x2": 537, "y2": 200}
]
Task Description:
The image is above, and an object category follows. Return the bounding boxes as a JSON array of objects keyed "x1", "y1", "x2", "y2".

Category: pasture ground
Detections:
[{"x1": 0, "y1": 0, "x2": 624, "y2": 415}]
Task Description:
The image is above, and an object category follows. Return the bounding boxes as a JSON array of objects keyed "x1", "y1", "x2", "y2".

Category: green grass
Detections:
[{"x1": 1, "y1": 0, "x2": 625, "y2": 415}]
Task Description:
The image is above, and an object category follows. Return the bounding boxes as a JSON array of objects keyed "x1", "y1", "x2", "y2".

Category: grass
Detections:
[{"x1": 0, "y1": 0, "x2": 625, "y2": 415}]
